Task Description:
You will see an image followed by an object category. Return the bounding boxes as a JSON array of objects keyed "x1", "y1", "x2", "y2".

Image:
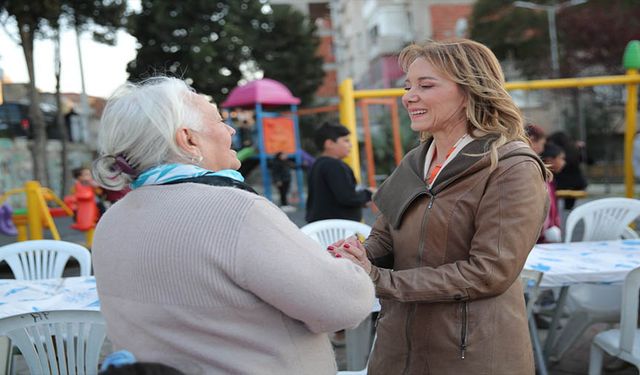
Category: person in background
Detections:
[
  {"x1": 71, "y1": 166, "x2": 105, "y2": 216},
  {"x1": 525, "y1": 123, "x2": 547, "y2": 155},
  {"x1": 100, "y1": 186, "x2": 131, "y2": 208},
  {"x1": 305, "y1": 121, "x2": 373, "y2": 223},
  {"x1": 270, "y1": 151, "x2": 294, "y2": 211},
  {"x1": 548, "y1": 131, "x2": 588, "y2": 210},
  {"x1": 539, "y1": 142, "x2": 566, "y2": 243},
  {"x1": 331, "y1": 39, "x2": 549, "y2": 374},
  {"x1": 91, "y1": 77, "x2": 375, "y2": 374}
]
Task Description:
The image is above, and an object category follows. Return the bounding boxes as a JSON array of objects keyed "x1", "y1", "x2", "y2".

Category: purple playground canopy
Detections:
[{"x1": 221, "y1": 78, "x2": 301, "y2": 108}]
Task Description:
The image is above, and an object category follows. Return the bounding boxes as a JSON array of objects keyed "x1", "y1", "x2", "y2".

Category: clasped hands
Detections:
[{"x1": 327, "y1": 236, "x2": 372, "y2": 274}]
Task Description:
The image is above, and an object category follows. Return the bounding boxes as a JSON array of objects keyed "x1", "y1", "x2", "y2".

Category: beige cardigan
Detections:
[{"x1": 93, "y1": 183, "x2": 375, "y2": 374}]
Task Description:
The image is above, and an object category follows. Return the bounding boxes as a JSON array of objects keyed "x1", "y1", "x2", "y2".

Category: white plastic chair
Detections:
[
  {"x1": 551, "y1": 198, "x2": 640, "y2": 361},
  {"x1": 300, "y1": 219, "x2": 372, "y2": 248},
  {"x1": 564, "y1": 198, "x2": 640, "y2": 242},
  {"x1": 588, "y1": 266, "x2": 640, "y2": 374},
  {"x1": 0, "y1": 240, "x2": 91, "y2": 280},
  {"x1": 0, "y1": 310, "x2": 106, "y2": 375}
]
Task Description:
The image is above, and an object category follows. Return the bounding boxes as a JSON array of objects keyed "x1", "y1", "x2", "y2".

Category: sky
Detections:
[{"x1": 0, "y1": 3, "x2": 140, "y2": 99}]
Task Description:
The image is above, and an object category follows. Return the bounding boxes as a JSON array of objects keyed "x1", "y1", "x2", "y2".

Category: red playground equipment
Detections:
[{"x1": 64, "y1": 182, "x2": 99, "y2": 247}]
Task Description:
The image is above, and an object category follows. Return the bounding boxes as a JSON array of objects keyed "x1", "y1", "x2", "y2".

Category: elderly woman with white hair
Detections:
[{"x1": 91, "y1": 77, "x2": 375, "y2": 374}]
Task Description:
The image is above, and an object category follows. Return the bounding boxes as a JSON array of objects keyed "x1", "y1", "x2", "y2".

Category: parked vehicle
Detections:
[{"x1": 0, "y1": 102, "x2": 60, "y2": 139}]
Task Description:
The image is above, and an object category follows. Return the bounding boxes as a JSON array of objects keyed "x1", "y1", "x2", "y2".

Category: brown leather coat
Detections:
[{"x1": 365, "y1": 137, "x2": 548, "y2": 375}]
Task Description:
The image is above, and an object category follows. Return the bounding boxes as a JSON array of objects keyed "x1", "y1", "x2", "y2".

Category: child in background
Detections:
[
  {"x1": 525, "y1": 123, "x2": 546, "y2": 155},
  {"x1": 270, "y1": 152, "x2": 294, "y2": 211},
  {"x1": 539, "y1": 142, "x2": 566, "y2": 243},
  {"x1": 72, "y1": 166, "x2": 105, "y2": 216},
  {"x1": 73, "y1": 167, "x2": 100, "y2": 191},
  {"x1": 305, "y1": 121, "x2": 373, "y2": 223}
]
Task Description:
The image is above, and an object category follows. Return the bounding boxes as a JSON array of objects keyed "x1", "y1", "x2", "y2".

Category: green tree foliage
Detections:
[
  {"x1": 470, "y1": 0, "x2": 640, "y2": 78},
  {"x1": 470, "y1": 0, "x2": 549, "y2": 77},
  {"x1": 60, "y1": 0, "x2": 126, "y2": 44},
  {"x1": 254, "y1": 5, "x2": 324, "y2": 105},
  {"x1": 127, "y1": 1, "x2": 324, "y2": 105},
  {"x1": 558, "y1": 0, "x2": 640, "y2": 75}
]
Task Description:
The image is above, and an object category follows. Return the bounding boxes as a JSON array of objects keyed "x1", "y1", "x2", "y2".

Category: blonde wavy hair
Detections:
[{"x1": 398, "y1": 38, "x2": 530, "y2": 171}]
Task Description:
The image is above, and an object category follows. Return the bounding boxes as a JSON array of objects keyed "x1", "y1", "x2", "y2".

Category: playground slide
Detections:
[{"x1": 0, "y1": 202, "x2": 17, "y2": 236}]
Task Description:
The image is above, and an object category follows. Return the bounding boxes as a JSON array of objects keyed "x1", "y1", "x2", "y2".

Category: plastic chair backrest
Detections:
[
  {"x1": 301, "y1": 219, "x2": 372, "y2": 248},
  {"x1": 0, "y1": 240, "x2": 91, "y2": 280},
  {"x1": 564, "y1": 198, "x2": 640, "y2": 242},
  {"x1": 0, "y1": 310, "x2": 106, "y2": 375},
  {"x1": 520, "y1": 269, "x2": 544, "y2": 318},
  {"x1": 619, "y1": 267, "x2": 640, "y2": 353}
]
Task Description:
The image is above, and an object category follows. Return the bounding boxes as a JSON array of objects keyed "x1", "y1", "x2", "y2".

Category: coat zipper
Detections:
[
  {"x1": 460, "y1": 301, "x2": 469, "y2": 359},
  {"x1": 401, "y1": 193, "x2": 435, "y2": 375}
]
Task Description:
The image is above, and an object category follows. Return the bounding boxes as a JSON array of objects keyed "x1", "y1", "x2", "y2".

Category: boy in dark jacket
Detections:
[{"x1": 305, "y1": 122, "x2": 372, "y2": 223}]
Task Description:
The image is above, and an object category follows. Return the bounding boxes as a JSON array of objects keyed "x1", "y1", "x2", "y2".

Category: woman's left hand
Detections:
[{"x1": 327, "y1": 236, "x2": 372, "y2": 274}]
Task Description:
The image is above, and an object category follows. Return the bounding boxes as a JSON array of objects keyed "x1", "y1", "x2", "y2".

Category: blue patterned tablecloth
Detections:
[
  {"x1": 0, "y1": 276, "x2": 99, "y2": 319},
  {"x1": 525, "y1": 240, "x2": 640, "y2": 288}
]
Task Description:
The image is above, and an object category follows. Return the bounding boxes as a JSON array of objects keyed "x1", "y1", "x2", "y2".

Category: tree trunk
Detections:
[
  {"x1": 17, "y1": 18, "x2": 48, "y2": 184},
  {"x1": 54, "y1": 28, "x2": 70, "y2": 196}
]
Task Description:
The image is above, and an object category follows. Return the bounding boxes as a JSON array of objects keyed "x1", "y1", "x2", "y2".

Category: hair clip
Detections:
[{"x1": 114, "y1": 155, "x2": 138, "y2": 177}]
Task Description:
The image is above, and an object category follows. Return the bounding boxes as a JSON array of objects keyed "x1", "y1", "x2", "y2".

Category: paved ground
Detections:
[{"x1": 1, "y1": 183, "x2": 639, "y2": 373}]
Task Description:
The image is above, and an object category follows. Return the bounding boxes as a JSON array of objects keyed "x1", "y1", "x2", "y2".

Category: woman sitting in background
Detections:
[{"x1": 91, "y1": 77, "x2": 375, "y2": 374}]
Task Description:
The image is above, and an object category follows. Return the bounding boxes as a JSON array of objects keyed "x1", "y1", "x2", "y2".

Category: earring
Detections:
[{"x1": 191, "y1": 154, "x2": 203, "y2": 164}]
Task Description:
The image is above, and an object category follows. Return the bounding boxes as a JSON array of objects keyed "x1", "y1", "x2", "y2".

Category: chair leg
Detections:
[
  {"x1": 0, "y1": 337, "x2": 11, "y2": 375},
  {"x1": 529, "y1": 314, "x2": 548, "y2": 375},
  {"x1": 588, "y1": 344, "x2": 604, "y2": 375},
  {"x1": 549, "y1": 311, "x2": 592, "y2": 362}
]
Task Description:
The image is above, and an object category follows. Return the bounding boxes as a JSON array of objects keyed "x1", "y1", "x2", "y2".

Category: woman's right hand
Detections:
[{"x1": 328, "y1": 236, "x2": 372, "y2": 274}]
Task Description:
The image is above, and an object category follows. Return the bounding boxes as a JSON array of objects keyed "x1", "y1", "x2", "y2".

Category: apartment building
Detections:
[{"x1": 330, "y1": 0, "x2": 475, "y2": 89}]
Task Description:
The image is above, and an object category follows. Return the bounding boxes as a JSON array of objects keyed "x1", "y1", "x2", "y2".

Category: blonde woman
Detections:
[{"x1": 333, "y1": 39, "x2": 550, "y2": 374}]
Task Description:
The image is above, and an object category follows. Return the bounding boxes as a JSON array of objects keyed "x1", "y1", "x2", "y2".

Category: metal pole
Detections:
[
  {"x1": 359, "y1": 101, "x2": 376, "y2": 188},
  {"x1": 625, "y1": 69, "x2": 638, "y2": 198},
  {"x1": 75, "y1": 27, "x2": 90, "y2": 139},
  {"x1": 547, "y1": 7, "x2": 560, "y2": 77},
  {"x1": 339, "y1": 79, "x2": 362, "y2": 182},
  {"x1": 291, "y1": 104, "x2": 305, "y2": 207},
  {"x1": 255, "y1": 103, "x2": 271, "y2": 200}
]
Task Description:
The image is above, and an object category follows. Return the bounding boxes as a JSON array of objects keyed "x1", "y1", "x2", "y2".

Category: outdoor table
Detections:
[
  {"x1": 524, "y1": 239, "x2": 640, "y2": 368},
  {"x1": 0, "y1": 276, "x2": 99, "y2": 319},
  {"x1": 0, "y1": 276, "x2": 99, "y2": 373}
]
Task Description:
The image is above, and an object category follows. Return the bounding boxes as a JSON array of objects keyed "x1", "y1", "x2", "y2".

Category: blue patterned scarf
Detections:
[{"x1": 130, "y1": 163, "x2": 244, "y2": 190}]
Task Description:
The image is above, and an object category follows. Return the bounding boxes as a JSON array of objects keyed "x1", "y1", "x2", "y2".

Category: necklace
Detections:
[{"x1": 427, "y1": 133, "x2": 469, "y2": 185}]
